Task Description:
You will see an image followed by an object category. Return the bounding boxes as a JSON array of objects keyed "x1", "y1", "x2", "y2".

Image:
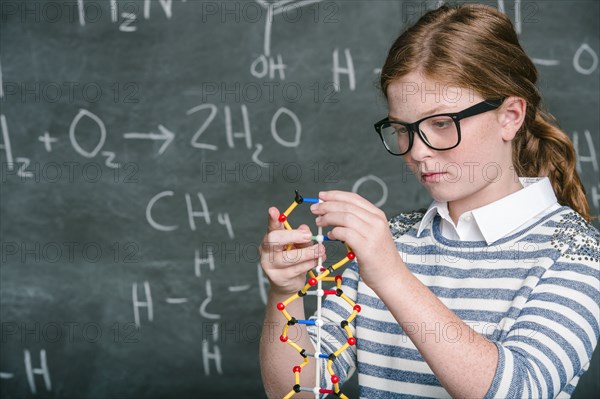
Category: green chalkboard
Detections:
[{"x1": 1, "y1": 1, "x2": 598, "y2": 398}]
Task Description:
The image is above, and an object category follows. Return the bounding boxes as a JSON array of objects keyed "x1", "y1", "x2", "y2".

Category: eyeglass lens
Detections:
[{"x1": 379, "y1": 115, "x2": 458, "y2": 155}]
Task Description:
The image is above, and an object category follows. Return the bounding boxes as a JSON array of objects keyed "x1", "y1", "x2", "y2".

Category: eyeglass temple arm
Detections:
[{"x1": 456, "y1": 98, "x2": 505, "y2": 119}]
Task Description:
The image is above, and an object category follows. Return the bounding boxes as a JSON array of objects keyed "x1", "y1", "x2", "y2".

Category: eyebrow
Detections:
[{"x1": 389, "y1": 105, "x2": 451, "y2": 123}]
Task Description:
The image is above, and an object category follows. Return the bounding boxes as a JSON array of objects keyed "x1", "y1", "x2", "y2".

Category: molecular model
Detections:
[{"x1": 276, "y1": 191, "x2": 361, "y2": 399}]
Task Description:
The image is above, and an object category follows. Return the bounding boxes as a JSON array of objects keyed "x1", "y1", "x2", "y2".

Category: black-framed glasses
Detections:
[{"x1": 373, "y1": 98, "x2": 505, "y2": 156}]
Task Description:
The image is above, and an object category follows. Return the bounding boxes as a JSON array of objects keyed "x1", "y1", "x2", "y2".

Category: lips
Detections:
[{"x1": 421, "y1": 172, "x2": 447, "y2": 183}]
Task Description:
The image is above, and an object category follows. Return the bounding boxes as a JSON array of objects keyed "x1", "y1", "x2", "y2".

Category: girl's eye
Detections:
[
  {"x1": 431, "y1": 119, "x2": 452, "y2": 129},
  {"x1": 393, "y1": 125, "x2": 408, "y2": 134}
]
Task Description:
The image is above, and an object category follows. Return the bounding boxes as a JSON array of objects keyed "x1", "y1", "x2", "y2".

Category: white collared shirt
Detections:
[{"x1": 416, "y1": 177, "x2": 560, "y2": 244}]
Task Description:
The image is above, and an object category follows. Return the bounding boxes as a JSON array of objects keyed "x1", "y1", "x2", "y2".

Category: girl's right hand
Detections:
[{"x1": 260, "y1": 206, "x2": 326, "y2": 296}]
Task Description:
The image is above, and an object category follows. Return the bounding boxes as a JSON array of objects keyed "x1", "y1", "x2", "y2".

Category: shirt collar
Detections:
[
  {"x1": 416, "y1": 177, "x2": 558, "y2": 244},
  {"x1": 418, "y1": 203, "x2": 445, "y2": 238}
]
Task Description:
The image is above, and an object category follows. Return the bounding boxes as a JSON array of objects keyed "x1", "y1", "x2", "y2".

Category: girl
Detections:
[{"x1": 260, "y1": 4, "x2": 599, "y2": 398}]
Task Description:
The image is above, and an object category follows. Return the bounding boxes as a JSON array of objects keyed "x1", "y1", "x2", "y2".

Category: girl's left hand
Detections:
[{"x1": 310, "y1": 190, "x2": 405, "y2": 291}]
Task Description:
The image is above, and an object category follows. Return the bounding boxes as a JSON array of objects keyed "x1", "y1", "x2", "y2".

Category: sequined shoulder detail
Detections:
[
  {"x1": 388, "y1": 210, "x2": 426, "y2": 239},
  {"x1": 551, "y1": 210, "x2": 600, "y2": 263}
]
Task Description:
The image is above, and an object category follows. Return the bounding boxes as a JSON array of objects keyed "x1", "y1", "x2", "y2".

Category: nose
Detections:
[{"x1": 408, "y1": 130, "x2": 434, "y2": 161}]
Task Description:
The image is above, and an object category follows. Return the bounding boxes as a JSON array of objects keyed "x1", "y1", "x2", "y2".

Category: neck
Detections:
[{"x1": 448, "y1": 174, "x2": 524, "y2": 225}]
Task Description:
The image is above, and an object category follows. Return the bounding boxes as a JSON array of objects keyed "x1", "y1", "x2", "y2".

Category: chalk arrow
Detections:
[{"x1": 123, "y1": 124, "x2": 174, "y2": 155}]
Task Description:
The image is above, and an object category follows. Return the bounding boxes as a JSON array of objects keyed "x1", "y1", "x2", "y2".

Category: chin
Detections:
[{"x1": 429, "y1": 188, "x2": 467, "y2": 204}]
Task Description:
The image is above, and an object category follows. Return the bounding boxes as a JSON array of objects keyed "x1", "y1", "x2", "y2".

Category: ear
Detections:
[{"x1": 498, "y1": 97, "x2": 527, "y2": 141}]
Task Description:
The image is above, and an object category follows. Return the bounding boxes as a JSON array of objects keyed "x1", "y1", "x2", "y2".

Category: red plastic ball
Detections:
[
  {"x1": 331, "y1": 375, "x2": 339, "y2": 384},
  {"x1": 348, "y1": 337, "x2": 357, "y2": 346},
  {"x1": 293, "y1": 366, "x2": 301, "y2": 373},
  {"x1": 335, "y1": 275, "x2": 343, "y2": 282},
  {"x1": 278, "y1": 214, "x2": 287, "y2": 222},
  {"x1": 277, "y1": 302, "x2": 285, "y2": 311},
  {"x1": 279, "y1": 335, "x2": 288, "y2": 342},
  {"x1": 347, "y1": 252, "x2": 355, "y2": 260},
  {"x1": 353, "y1": 305, "x2": 362, "y2": 313},
  {"x1": 308, "y1": 278, "x2": 317, "y2": 286}
]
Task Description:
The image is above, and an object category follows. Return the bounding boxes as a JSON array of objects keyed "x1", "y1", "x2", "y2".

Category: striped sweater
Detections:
[{"x1": 308, "y1": 206, "x2": 600, "y2": 398}]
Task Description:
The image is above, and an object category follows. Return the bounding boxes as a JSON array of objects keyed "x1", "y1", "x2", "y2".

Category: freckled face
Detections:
[{"x1": 386, "y1": 73, "x2": 510, "y2": 205}]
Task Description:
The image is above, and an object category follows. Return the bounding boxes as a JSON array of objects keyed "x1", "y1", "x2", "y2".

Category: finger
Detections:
[
  {"x1": 319, "y1": 190, "x2": 385, "y2": 217},
  {"x1": 315, "y1": 211, "x2": 369, "y2": 240},
  {"x1": 297, "y1": 224, "x2": 311, "y2": 232},
  {"x1": 311, "y1": 200, "x2": 378, "y2": 225},
  {"x1": 326, "y1": 226, "x2": 363, "y2": 249},
  {"x1": 264, "y1": 254, "x2": 326, "y2": 285},
  {"x1": 263, "y1": 228, "x2": 314, "y2": 252},
  {"x1": 269, "y1": 243, "x2": 326, "y2": 270},
  {"x1": 266, "y1": 206, "x2": 284, "y2": 233},
  {"x1": 280, "y1": 243, "x2": 326, "y2": 265},
  {"x1": 287, "y1": 255, "x2": 328, "y2": 278},
  {"x1": 294, "y1": 224, "x2": 314, "y2": 249}
]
